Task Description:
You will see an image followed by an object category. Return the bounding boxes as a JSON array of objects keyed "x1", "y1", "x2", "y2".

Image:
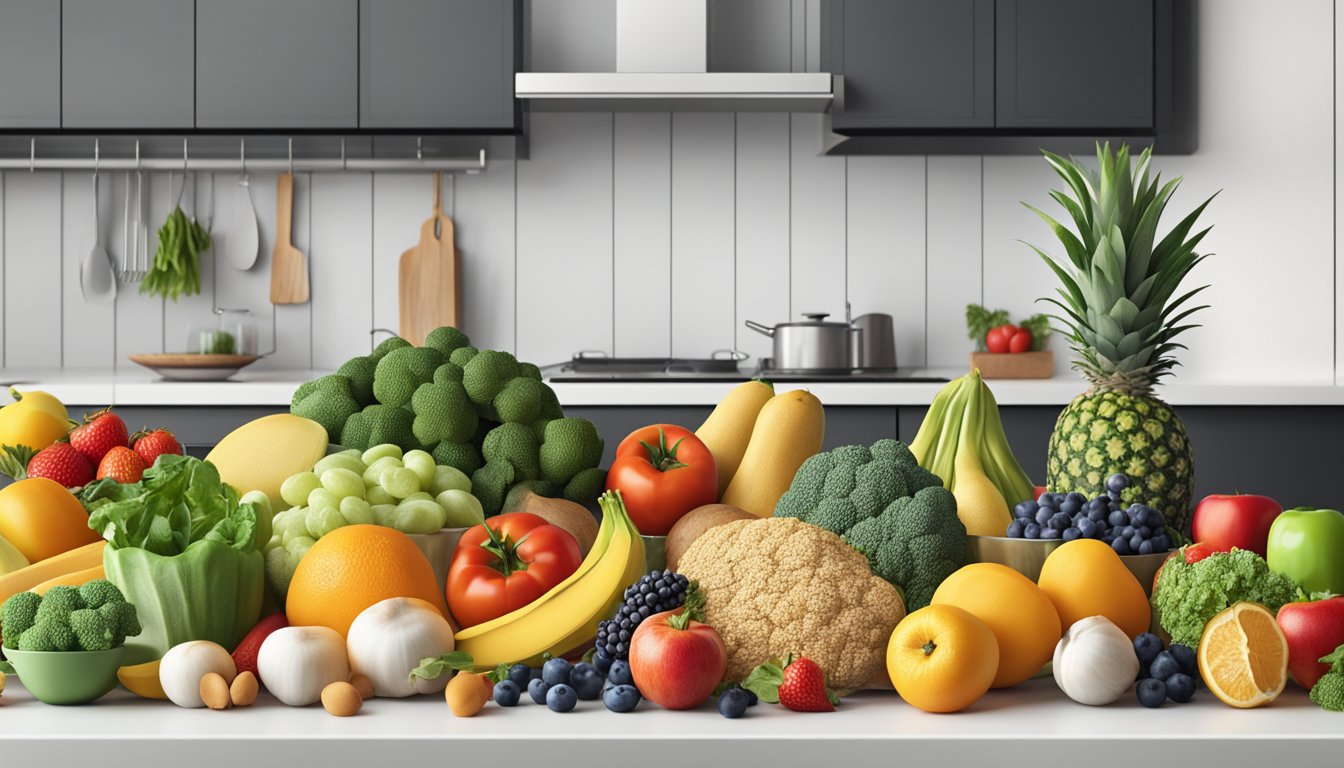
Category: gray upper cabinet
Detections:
[
  {"x1": 996, "y1": 0, "x2": 1153, "y2": 129},
  {"x1": 826, "y1": 0, "x2": 993, "y2": 130},
  {"x1": 0, "y1": 0, "x2": 61, "y2": 128},
  {"x1": 196, "y1": 0, "x2": 358, "y2": 129},
  {"x1": 360, "y1": 0, "x2": 519, "y2": 130},
  {"x1": 62, "y1": 0, "x2": 195, "y2": 129}
]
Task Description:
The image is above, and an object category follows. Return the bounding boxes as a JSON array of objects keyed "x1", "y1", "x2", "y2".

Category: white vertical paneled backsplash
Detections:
[{"x1": 0, "y1": 0, "x2": 1338, "y2": 384}]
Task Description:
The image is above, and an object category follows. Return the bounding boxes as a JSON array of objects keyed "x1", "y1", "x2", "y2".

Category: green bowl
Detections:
[{"x1": 2, "y1": 646, "x2": 126, "y2": 705}]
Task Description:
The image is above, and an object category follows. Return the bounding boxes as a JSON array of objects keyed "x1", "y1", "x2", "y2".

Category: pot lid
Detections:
[{"x1": 778, "y1": 312, "x2": 849, "y2": 328}]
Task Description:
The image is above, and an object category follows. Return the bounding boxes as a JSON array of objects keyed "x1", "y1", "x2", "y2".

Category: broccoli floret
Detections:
[
  {"x1": 97, "y1": 601, "x2": 141, "y2": 647},
  {"x1": 472, "y1": 458, "x2": 517, "y2": 516},
  {"x1": 530, "y1": 418, "x2": 553, "y2": 443},
  {"x1": 432, "y1": 441, "x2": 483, "y2": 477},
  {"x1": 539, "y1": 418, "x2": 605, "y2": 486},
  {"x1": 77, "y1": 579, "x2": 125, "y2": 610},
  {"x1": 1311, "y1": 646, "x2": 1344, "y2": 711},
  {"x1": 564, "y1": 467, "x2": 607, "y2": 506},
  {"x1": 538, "y1": 383, "x2": 564, "y2": 420},
  {"x1": 292, "y1": 374, "x2": 360, "y2": 443},
  {"x1": 373, "y1": 346, "x2": 446, "y2": 407},
  {"x1": 35, "y1": 586, "x2": 84, "y2": 623},
  {"x1": 449, "y1": 346, "x2": 479, "y2": 368},
  {"x1": 424, "y1": 326, "x2": 472, "y2": 358},
  {"x1": 482, "y1": 422, "x2": 541, "y2": 481},
  {"x1": 371, "y1": 336, "x2": 411, "y2": 362},
  {"x1": 340, "y1": 410, "x2": 372, "y2": 451},
  {"x1": 69, "y1": 608, "x2": 114, "y2": 651},
  {"x1": 411, "y1": 380, "x2": 478, "y2": 445},
  {"x1": 18, "y1": 620, "x2": 76, "y2": 652},
  {"x1": 1152, "y1": 548, "x2": 1301, "y2": 647},
  {"x1": 1, "y1": 591, "x2": 42, "y2": 643},
  {"x1": 494, "y1": 377, "x2": 543, "y2": 425},
  {"x1": 434, "y1": 362, "x2": 464, "y2": 385},
  {"x1": 337, "y1": 356, "x2": 378, "y2": 406},
  {"x1": 463, "y1": 350, "x2": 522, "y2": 406},
  {"x1": 519, "y1": 362, "x2": 542, "y2": 380},
  {"x1": 772, "y1": 439, "x2": 966, "y2": 611},
  {"x1": 362, "y1": 404, "x2": 416, "y2": 450}
]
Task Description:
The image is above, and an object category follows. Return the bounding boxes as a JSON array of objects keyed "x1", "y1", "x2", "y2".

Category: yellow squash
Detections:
[
  {"x1": 721, "y1": 389, "x2": 825, "y2": 517},
  {"x1": 696, "y1": 380, "x2": 775, "y2": 497},
  {"x1": 205, "y1": 413, "x2": 328, "y2": 508}
]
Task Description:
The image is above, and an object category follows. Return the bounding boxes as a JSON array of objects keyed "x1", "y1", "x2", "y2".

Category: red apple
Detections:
[
  {"x1": 628, "y1": 607, "x2": 727, "y2": 710},
  {"x1": 1191, "y1": 493, "x2": 1282, "y2": 556},
  {"x1": 1277, "y1": 596, "x2": 1344, "y2": 689}
]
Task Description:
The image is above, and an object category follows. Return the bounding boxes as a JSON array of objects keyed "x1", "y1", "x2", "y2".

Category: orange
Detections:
[
  {"x1": 886, "y1": 604, "x2": 999, "y2": 713},
  {"x1": 286, "y1": 525, "x2": 449, "y2": 638},
  {"x1": 931, "y1": 563, "x2": 1062, "y2": 688},
  {"x1": 1198, "y1": 601, "x2": 1288, "y2": 708},
  {"x1": 1038, "y1": 539, "x2": 1151, "y2": 638},
  {"x1": 0, "y1": 478, "x2": 101, "y2": 563}
]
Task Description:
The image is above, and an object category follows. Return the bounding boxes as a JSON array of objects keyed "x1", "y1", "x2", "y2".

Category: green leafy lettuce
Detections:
[{"x1": 1151, "y1": 547, "x2": 1299, "y2": 647}]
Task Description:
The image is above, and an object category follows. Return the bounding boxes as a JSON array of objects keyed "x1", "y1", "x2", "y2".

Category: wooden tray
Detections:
[
  {"x1": 970, "y1": 350, "x2": 1054, "y2": 379},
  {"x1": 128, "y1": 354, "x2": 262, "y2": 381}
]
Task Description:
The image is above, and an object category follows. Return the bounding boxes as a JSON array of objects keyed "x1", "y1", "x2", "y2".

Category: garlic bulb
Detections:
[
  {"x1": 258, "y1": 626, "x2": 351, "y2": 706},
  {"x1": 160, "y1": 641, "x2": 237, "y2": 708},
  {"x1": 346, "y1": 597, "x2": 456, "y2": 698},
  {"x1": 1052, "y1": 615, "x2": 1140, "y2": 705}
]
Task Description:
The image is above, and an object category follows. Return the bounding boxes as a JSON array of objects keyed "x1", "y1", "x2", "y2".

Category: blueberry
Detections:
[
  {"x1": 1137, "y1": 678, "x2": 1167, "y2": 708},
  {"x1": 528, "y1": 678, "x2": 551, "y2": 705},
  {"x1": 606, "y1": 659, "x2": 633, "y2": 687},
  {"x1": 1024, "y1": 523, "x2": 1041, "y2": 539},
  {"x1": 1150, "y1": 651, "x2": 1181, "y2": 681},
  {"x1": 603, "y1": 684, "x2": 641, "y2": 713},
  {"x1": 1006, "y1": 519, "x2": 1026, "y2": 538},
  {"x1": 1108, "y1": 490, "x2": 1123, "y2": 502},
  {"x1": 1165, "y1": 673, "x2": 1195, "y2": 703},
  {"x1": 542, "y1": 657, "x2": 572, "y2": 686},
  {"x1": 546, "y1": 683, "x2": 578, "y2": 712},
  {"x1": 494, "y1": 680, "x2": 521, "y2": 707},
  {"x1": 1062, "y1": 527, "x2": 1082, "y2": 542},
  {"x1": 1049, "y1": 512, "x2": 1074, "y2": 530},
  {"x1": 506, "y1": 663, "x2": 531, "y2": 689},
  {"x1": 1037, "y1": 492, "x2": 1055, "y2": 508},
  {"x1": 1129, "y1": 533, "x2": 1146, "y2": 552},
  {"x1": 593, "y1": 650, "x2": 614, "y2": 676},
  {"x1": 1168, "y1": 644, "x2": 1197, "y2": 676},
  {"x1": 1138, "y1": 539, "x2": 1155, "y2": 555},
  {"x1": 1112, "y1": 536, "x2": 1132, "y2": 555},
  {"x1": 1108, "y1": 510, "x2": 1129, "y2": 528},
  {"x1": 1134, "y1": 632, "x2": 1163, "y2": 665},
  {"x1": 718, "y1": 688, "x2": 750, "y2": 719},
  {"x1": 1015, "y1": 500, "x2": 1039, "y2": 519},
  {"x1": 1065, "y1": 492, "x2": 1088, "y2": 508},
  {"x1": 1059, "y1": 498, "x2": 1081, "y2": 517},
  {"x1": 1076, "y1": 518, "x2": 1098, "y2": 538},
  {"x1": 571, "y1": 662, "x2": 604, "y2": 701},
  {"x1": 1146, "y1": 509, "x2": 1166, "y2": 529},
  {"x1": 1137, "y1": 663, "x2": 1150, "y2": 681},
  {"x1": 1128, "y1": 506, "x2": 1147, "y2": 526},
  {"x1": 1120, "y1": 525, "x2": 1136, "y2": 539},
  {"x1": 1107, "y1": 473, "x2": 1131, "y2": 493},
  {"x1": 1152, "y1": 534, "x2": 1172, "y2": 552},
  {"x1": 1136, "y1": 525, "x2": 1152, "y2": 539},
  {"x1": 1041, "y1": 527, "x2": 1062, "y2": 540},
  {"x1": 1035, "y1": 508, "x2": 1054, "y2": 526}
]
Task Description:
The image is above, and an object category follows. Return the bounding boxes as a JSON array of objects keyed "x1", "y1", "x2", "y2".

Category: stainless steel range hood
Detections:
[{"x1": 516, "y1": 1, "x2": 832, "y2": 113}]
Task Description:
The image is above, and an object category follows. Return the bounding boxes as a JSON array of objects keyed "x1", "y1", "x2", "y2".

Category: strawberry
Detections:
[
  {"x1": 69, "y1": 409, "x2": 129, "y2": 465},
  {"x1": 232, "y1": 613, "x2": 289, "y2": 678},
  {"x1": 131, "y1": 428, "x2": 182, "y2": 468},
  {"x1": 96, "y1": 446, "x2": 146, "y2": 484},
  {"x1": 26, "y1": 443, "x2": 93, "y2": 488},
  {"x1": 777, "y1": 657, "x2": 838, "y2": 713}
]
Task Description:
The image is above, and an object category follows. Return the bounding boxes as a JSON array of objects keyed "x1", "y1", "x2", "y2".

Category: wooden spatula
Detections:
[
  {"x1": 399, "y1": 171, "x2": 460, "y2": 344},
  {"x1": 269, "y1": 172, "x2": 309, "y2": 304}
]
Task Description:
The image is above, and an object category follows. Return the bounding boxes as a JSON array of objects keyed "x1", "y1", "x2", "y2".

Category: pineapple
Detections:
[{"x1": 1026, "y1": 143, "x2": 1215, "y2": 536}]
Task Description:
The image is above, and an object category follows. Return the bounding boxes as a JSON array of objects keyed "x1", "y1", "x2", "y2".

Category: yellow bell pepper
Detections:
[{"x1": 0, "y1": 388, "x2": 71, "y2": 476}]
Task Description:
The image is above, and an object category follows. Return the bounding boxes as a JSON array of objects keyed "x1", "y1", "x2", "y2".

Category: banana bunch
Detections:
[
  {"x1": 911, "y1": 370, "x2": 1035, "y2": 536},
  {"x1": 454, "y1": 490, "x2": 645, "y2": 669}
]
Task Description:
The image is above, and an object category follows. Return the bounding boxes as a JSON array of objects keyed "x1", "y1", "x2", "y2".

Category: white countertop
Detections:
[
  {"x1": 4, "y1": 368, "x2": 1344, "y2": 408},
  {"x1": 0, "y1": 678, "x2": 1338, "y2": 767}
]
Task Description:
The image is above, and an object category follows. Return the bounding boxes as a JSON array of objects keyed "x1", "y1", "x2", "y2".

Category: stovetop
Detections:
[{"x1": 539, "y1": 356, "x2": 949, "y2": 383}]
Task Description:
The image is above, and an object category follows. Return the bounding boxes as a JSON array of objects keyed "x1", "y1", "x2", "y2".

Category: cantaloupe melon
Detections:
[{"x1": 206, "y1": 414, "x2": 328, "y2": 508}]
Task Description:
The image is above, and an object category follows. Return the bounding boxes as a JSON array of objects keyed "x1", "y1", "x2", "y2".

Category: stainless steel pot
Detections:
[
  {"x1": 852, "y1": 313, "x2": 897, "y2": 370},
  {"x1": 744, "y1": 313, "x2": 857, "y2": 371}
]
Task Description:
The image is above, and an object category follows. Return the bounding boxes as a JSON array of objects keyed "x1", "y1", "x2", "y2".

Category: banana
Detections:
[
  {"x1": 454, "y1": 491, "x2": 645, "y2": 669},
  {"x1": 117, "y1": 659, "x2": 167, "y2": 700}
]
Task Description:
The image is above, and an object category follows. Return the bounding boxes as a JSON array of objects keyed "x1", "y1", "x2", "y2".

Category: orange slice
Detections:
[{"x1": 1197, "y1": 602, "x2": 1288, "y2": 708}]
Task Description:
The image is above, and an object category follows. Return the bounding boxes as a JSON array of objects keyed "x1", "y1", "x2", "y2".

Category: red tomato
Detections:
[
  {"x1": 1008, "y1": 329, "x2": 1032, "y2": 354},
  {"x1": 985, "y1": 324, "x2": 1019, "y2": 354},
  {"x1": 604, "y1": 425, "x2": 717, "y2": 536},
  {"x1": 447, "y1": 512, "x2": 583, "y2": 628},
  {"x1": 1191, "y1": 493, "x2": 1282, "y2": 557},
  {"x1": 1153, "y1": 541, "x2": 1217, "y2": 593}
]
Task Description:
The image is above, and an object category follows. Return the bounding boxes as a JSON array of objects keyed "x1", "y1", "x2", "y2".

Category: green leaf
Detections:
[
  {"x1": 410, "y1": 651, "x2": 476, "y2": 683},
  {"x1": 740, "y1": 656, "x2": 789, "y2": 704},
  {"x1": 1318, "y1": 643, "x2": 1344, "y2": 673}
]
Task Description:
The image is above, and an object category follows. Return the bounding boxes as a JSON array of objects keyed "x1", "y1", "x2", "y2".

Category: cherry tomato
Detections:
[
  {"x1": 447, "y1": 512, "x2": 583, "y2": 628},
  {"x1": 1008, "y1": 328, "x2": 1032, "y2": 353},
  {"x1": 604, "y1": 425, "x2": 717, "y2": 536},
  {"x1": 985, "y1": 324, "x2": 1019, "y2": 354}
]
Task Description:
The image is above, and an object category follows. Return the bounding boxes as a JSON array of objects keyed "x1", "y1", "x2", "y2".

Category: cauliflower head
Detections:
[{"x1": 677, "y1": 516, "x2": 906, "y2": 693}]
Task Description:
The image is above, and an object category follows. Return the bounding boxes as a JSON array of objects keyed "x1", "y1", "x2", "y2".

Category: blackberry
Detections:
[{"x1": 594, "y1": 570, "x2": 690, "y2": 660}]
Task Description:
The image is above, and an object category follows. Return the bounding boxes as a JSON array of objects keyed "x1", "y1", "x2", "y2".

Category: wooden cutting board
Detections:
[
  {"x1": 399, "y1": 171, "x2": 459, "y2": 344},
  {"x1": 269, "y1": 173, "x2": 309, "y2": 304}
]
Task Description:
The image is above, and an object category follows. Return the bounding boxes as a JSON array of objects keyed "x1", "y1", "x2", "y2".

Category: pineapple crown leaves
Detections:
[{"x1": 1021, "y1": 142, "x2": 1219, "y2": 394}]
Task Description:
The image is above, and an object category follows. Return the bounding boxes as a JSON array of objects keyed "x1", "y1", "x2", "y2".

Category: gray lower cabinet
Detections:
[
  {"x1": 62, "y1": 0, "x2": 195, "y2": 129},
  {"x1": 996, "y1": 0, "x2": 1153, "y2": 129},
  {"x1": 826, "y1": 0, "x2": 994, "y2": 130},
  {"x1": 360, "y1": 0, "x2": 520, "y2": 130},
  {"x1": 0, "y1": 0, "x2": 61, "y2": 128},
  {"x1": 196, "y1": 0, "x2": 358, "y2": 129}
]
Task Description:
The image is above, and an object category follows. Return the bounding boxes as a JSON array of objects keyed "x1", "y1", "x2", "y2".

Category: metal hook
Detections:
[
  {"x1": 287, "y1": 137, "x2": 293, "y2": 175},
  {"x1": 29, "y1": 137, "x2": 34, "y2": 173}
]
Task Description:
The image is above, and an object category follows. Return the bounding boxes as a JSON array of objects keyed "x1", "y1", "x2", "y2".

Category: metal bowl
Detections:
[{"x1": 969, "y1": 536, "x2": 1171, "y2": 595}]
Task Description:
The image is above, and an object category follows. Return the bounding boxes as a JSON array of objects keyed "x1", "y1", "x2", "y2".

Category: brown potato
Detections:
[
  {"x1": 229, "y1": 671, "x2": 259, "y2": 708},
  {"x1": 348, "y1": 673, "x2": 375, "y2": 701},
  {"x1": 322, "y1": 682, "x2": 363, "y2": 717},
  {"x1": 199, "y1": 672, "x2": 232, "y2": 711},
  {"x1": 666, "y1": 504, "x2": 754, "y2": 570}
]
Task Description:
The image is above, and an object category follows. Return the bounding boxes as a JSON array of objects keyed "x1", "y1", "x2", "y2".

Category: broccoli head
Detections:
[
  {"x1": 1, "y1": 590, "x2": 42, "y2": 643},
  {"x1": 463, "y1": 350, "x2": 522, "y2": 406},
  {"x1": 472, "y1": 458, "x2": 517, "y2": 516},
  {"x1": 18, "y1": 620, "x2": 76, "y2": 652},
  {"x1": 291, "y1": 374, "x2": 360, "y2": 443},
  {"x1": 564, "y1": 467, "x2": 608, "y2": 506},
  {"x1": 340, "y1": 409, "x2": 372, "y2": 451},
  {"x1": 78, "y1": 579, "x2": 126, "y2": 610},
  {"x1": 371, "y1": 336, "x2": 411, "y2": 362},
  {"x1": 69, "y1": 608, "x2": 114, "y2": 651},
  {"x1": 494, "y1": 377, "x2": 543, "y2": 425},
  {"x1": 772, "y1": 439, "x2": 964, "y2": 610},
  {"x1": 35, "y1": 586, "x2": 84, "y2": 623},
  {"x1": 362, "y1": 404, "x2": 416, "y2": 450},
  {"x1": 449, "y1": 346, "x2": 479, "y2": 368},
  {"x1": 539, "y1": 418, "x2": 605, "y2": 487},
  {"x1": 432, "y1": 441, "x2": 483, "y2": 477},
  {"x1": 519, "y1": 362, "x2": 542, "y2": 380},
  {"x1": 482, "y1": 422, "x2": 541, "y2": 481},
  {"x1": 424, "y1": 326, "x2": 472, "y2": 358},
  {"x1": 97, "y1": 601, "x2": 141, "y2": 647},
  {"x1": 538, "y1": 383, "x2": 564, "y2": 420},
  {"x1": 411, "y1": 380, "x2": 478, "y2": 445},
  {"x1": 337, "y1": 356, "x2": 378, "y2": 406},
  {"x1": 434, "y1": 362, "x2": 464, "y2": 385},
  {"x1": 373, "y1": 346, "x2": 446, "y2": 407}
]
